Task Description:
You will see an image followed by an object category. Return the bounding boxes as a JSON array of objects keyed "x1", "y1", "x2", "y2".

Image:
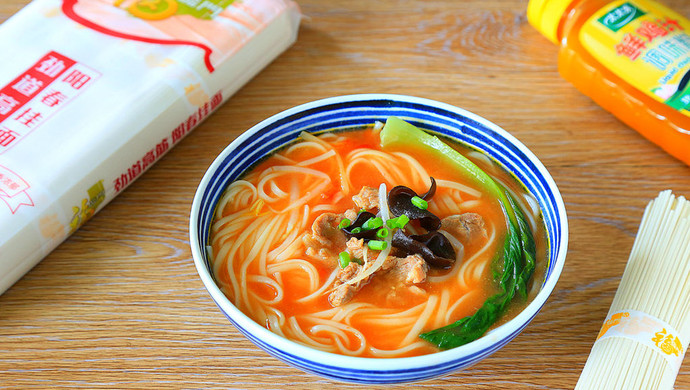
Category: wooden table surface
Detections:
[{"x1": 2, "y1": 0, "x2": 690, "y2": 388}]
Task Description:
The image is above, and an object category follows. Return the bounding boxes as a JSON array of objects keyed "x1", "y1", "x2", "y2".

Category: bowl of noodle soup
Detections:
[{"x1": 190, "y1": 94, "x2": 567, "y2": 383}]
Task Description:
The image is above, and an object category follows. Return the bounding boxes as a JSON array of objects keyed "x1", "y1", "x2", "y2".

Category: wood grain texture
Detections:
[{"x1": 2, "y1": 0, "x2": 690, "y2": 388}]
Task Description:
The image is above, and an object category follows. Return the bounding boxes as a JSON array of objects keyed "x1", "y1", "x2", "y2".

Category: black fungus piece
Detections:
[
  {"x1": 410, "y1": 231, "x2": 455, "y2": 264},
  {"x1": 391, "y1": 229, "x2": 455, "y2": 269},
  {"x1": 388, "y1": 180, "x2": 440, "y2": 231},
  {"x1": 341, "y1": 211, "x2": 378, "y2": 241},
  {"x1": 420, "y1": 177, "x2": 437, "y2": 200}
]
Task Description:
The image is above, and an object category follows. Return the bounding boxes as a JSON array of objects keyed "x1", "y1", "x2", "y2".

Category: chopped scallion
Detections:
[
  {"x1": 351, "y1": 227, "x2": 362, "y2": 234},
  {"x1": 386, "y1": 214, "x2": 410, "y2": 229},
  {"x1": 338, "y1": 252, "x2": 350, "y2": 268},
  {"x1": 367, "y1": 240, "x2": 387, "y2": 251},
  {"x1": 377, "y1": 228, "x2": 389, "y2": 239},
  {"x1": 338, "y1": 218, "x2": 351, "y2": 229},
  {"x1": 362, "y1": 217, "x2": 383, "y2": 230},
  {"x1": 411, "y1": 196, "x2": 428, "y2": 210},
  {"x1": 352, "y1": 258, "x2": 364, "y2": 265}
]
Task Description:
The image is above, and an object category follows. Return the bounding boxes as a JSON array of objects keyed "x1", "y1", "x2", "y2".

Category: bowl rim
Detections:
[{"x1": 189, "y1": 93, "x2": 568, "y2": 371}]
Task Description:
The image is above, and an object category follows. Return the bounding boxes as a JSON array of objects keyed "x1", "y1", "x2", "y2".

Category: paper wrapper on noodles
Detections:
[
  {"x1": 0, "y1": 0, "x2": 301, "y2": 294},
  {"x1": 576, "y1": 190, "x2": 690, "y2": 390}
]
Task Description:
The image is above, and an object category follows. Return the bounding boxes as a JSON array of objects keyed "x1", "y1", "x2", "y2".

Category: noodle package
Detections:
[
  {"x1": 577, "y1": 190, "x2": 690, "y2": 389},
  {"x1": 0, "y1": 0, "x2": 301, "y2": 294}
]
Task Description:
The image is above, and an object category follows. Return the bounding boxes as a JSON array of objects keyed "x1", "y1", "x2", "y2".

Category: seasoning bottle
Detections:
[{"x1": 527, "y1": 0, "x2": 690, "y2": 166}]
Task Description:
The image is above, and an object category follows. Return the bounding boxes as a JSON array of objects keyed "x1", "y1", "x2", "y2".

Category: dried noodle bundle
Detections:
[{"x1": 576, "y1": 190, "x2": 690, "y2": 389}]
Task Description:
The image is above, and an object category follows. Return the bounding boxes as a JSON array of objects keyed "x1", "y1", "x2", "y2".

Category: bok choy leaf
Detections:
[{"x1": 379, "y1": 116, "x2": 537, "y2": 349}]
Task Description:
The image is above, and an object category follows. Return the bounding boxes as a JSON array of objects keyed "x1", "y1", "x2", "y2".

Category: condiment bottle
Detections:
[{"x1": 528, "y1": 0, "x2": 690, "y2": 166}]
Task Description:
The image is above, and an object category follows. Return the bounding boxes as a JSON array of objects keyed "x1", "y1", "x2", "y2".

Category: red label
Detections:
[
  {"x1": 0, "y1": 51, "x2": 100, "y2": 154},
  {"x1": 0, "y1": 52, "x2": 75, "y2": 123}
]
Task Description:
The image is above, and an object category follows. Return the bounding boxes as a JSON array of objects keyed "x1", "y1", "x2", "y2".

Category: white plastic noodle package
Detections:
[{"x1": 0, "y1": 0, "x2": 301, "y2": 294}]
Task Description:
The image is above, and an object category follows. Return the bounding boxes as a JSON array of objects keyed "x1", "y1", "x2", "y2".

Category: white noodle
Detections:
[
  {"x1": 576, "y1": 191, "x2": 690, "y2": 389},
  {"x1": 378, "y1": 183, "x2": 389, "y2": 221}
]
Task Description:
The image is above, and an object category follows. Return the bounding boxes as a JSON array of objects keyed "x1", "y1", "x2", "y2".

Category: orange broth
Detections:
[{"x1": 213, "y1": 126, "x2": 547, "y2": 357}]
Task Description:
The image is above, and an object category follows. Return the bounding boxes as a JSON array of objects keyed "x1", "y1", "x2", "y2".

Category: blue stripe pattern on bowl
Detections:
[
  {"x1": 192, "y1": 95, "x2": 567, "y2": 384},
  {"x1": 197, "y1": 98, "x2": 561, "y2": 278}
]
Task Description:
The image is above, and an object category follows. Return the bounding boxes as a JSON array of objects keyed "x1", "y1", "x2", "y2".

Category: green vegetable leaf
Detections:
[
  {"x1": 508, "y1": 193, "x2": 537, "y2": 300},
  {"x1": 379, "y1": 117, "x2": 518, "y2": 225},
  {"x1": 379, "y1": 116, "x2": 537, "y2": 349}
]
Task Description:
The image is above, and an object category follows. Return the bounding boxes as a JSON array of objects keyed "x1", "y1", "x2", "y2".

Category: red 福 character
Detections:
[
  {"x1": 636, "y1": 20, "x2": 668, "y2": 42},
  {"x1": 616, "y1": 33, "x2": 647, "y2": 60}
]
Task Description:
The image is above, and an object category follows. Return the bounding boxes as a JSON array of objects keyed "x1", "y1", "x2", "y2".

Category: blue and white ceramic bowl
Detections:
[{"x1": 190, "y1": 94, "x2": 568, "y2": 384}]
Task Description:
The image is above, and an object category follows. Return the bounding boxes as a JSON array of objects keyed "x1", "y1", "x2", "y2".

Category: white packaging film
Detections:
[{"x1": 0, "y1": 0, "x2": 301, "y2": 294}]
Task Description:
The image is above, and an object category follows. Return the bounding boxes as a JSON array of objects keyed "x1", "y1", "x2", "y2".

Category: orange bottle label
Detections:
[{"x1": 580, "y1": 0, "x2": 690, "y2": 117}]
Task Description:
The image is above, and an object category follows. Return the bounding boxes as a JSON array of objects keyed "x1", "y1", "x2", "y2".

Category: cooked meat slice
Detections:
[
  {"x1": 328, "y1": 262, "x2": 370, "y2": 307},
  {"x1": 386, "y1": 254, "x2": 428, "y2": 285},
  {"x1": 327, "y1": 235, "x2": 432, "y2": 307},
  {"x1": 336, "y1": 261, "x2": 362, "y2": 284},
  {"x1": 329, "y1": 284, "x2": 357, "y2": 307},
  {"x1": 345, "y1": 237, "x2": 377, "y2": 261},
  {"x1": 328, "y1": 252, "x2": 428, "y2": 307},
  {"x1": 408, "y1": 285, "x2": 427, "y2": 297},
  {"x1": 381, "y1": 255, "x2": 397, "y2": 272},
  {"x1": 441, "y1": 212, "x2": 487, "y2": 243},
  {"x1": 385, "y1": 285, "x2": 428, "y2": 306},
  {"x1": 304, "y1": 246, "x2": 331, "y2": 263},
  {"x1": 303, "y1": 213, "x2": 347, "y2": 264},
  {"x1": 310, "y1": 213, "x2": 344, "y2": 246},
  {"x1": 344, "y1": 208, "x2": 358, "y2": 221},
  {"x1": 352, "y1": 186, "x2": 379, "y2": 210}
]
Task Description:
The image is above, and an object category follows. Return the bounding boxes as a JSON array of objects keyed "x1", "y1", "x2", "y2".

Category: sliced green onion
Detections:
[
  {"x1": 338, "y1": 218, "x2": 351, "y2": 229},
  {"x1": 377, "y1": 228, "x2": 389, "y2": 239},
  {"x1": 362, "y1": 217, "x2": 383, "y2": 230},
  {"x1": 411, "y1": 196, "x2": 428, "y2": 210},
  {"x1": 386, "y1": 214, "x2": 410, "y2": 229},
  {"x1": 351, "y1": 227, "x2": 362, "y2": 234},
  {"x1": 367, "y1": 240, "x2": 388, "y2": 251},
  {"x1": 352, "y1": 258, "x2": 364, "y2": 265},
  {"x1": 339, "y1": 252, "x2": 350, "y2": 268}
]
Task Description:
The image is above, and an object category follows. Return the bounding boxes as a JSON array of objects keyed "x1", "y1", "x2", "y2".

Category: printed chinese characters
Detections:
[
  {"x1": 113, "y1": 91, "x2": 223, "y2": 193},
  {"x1": 615, "y1": 16, "x2": 688, "y2": 71},
  {"x1": 0, "y1": 51, "x2": 97, "y2": 153}
]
